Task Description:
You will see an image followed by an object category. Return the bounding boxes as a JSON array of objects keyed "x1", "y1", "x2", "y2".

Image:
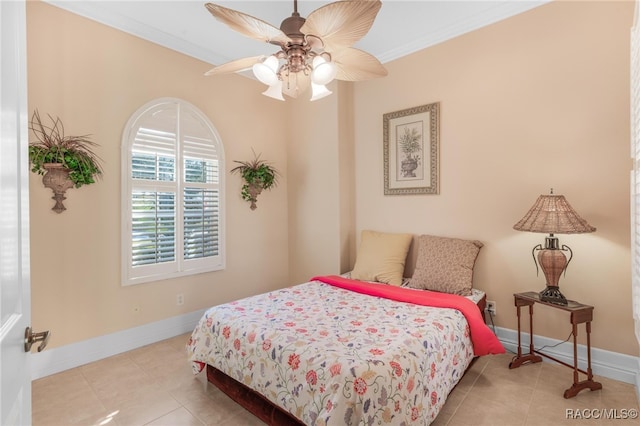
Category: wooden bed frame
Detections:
[
  {"x1": 204, "y1": 294, "x2": 488, "y2": 426},
  {"x1": 207, "y1": 364, "x2": 304, "y2": 425}
]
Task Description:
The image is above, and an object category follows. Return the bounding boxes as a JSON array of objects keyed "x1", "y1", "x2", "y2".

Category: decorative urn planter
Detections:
[
  {"x1": 230, "y1": 151, "x2": 279, "y2": 211},
  {"x1": 42, "y1": 163, "x2": 74, "y2": 213},
  {"x1": 28, "y1": 110, "x2": 103, "y2": 214},
  {"x1": 247, "y1": 183, "x2": 263, "y2": 211}
]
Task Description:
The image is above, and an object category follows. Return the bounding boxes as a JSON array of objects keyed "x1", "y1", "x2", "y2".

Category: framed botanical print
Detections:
[{"x1": 383, "y1": 102, "x2": 440, "y2": 195}]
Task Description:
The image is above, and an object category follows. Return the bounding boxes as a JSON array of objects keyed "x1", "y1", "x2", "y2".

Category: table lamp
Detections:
[{"x1": 513, "y1": 189, "x2": 596, "y2": 305}]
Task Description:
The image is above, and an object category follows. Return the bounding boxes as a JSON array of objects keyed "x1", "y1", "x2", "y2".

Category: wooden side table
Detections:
[{"x1": 508, "y1": 291, "x2": 602, "y2": 398}]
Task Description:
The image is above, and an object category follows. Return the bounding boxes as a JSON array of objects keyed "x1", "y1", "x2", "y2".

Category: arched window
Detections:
[{"x1": 121, "y1": 98, "x2": 225, "y2": 285}]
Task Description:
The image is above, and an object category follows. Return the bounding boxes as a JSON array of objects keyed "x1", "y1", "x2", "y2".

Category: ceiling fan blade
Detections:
[
  {"x1": 205, "y1": 3, "x2": 290, "y2": 46},
  {"x1": 204, "y1": 55, "x2": 264, "y2": 76},
  {"x1": 300, "y1": 0, "x2": 381, "y2": 52},
  {"x1": 332, "y1": 48, "x2": 387, "y2": 81}
]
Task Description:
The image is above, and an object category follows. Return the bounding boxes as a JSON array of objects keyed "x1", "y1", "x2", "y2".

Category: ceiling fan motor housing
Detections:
[
  {"x1": 280, "y1": 13, "x2": 305, "y2": 40},
  {"x1": 280, "y1": 13, "x2": 313, "y2": 74}
]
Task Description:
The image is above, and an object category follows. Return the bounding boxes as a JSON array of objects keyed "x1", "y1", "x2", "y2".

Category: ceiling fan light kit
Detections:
[
  {"x1": 204, "y1": 0, "x2": 387, "y2": 101},
  {"x1": 262, "y1": 80, "x2": 286, "y2": 101},
  {"x1": 311, "y1": 55, "x2": 338, "y2": 85},
  {"x1": 252, "y1": 56, "x2": 280, "y2": 86},
  {"x1": 310, "y1": 82, "x2": 333, "y2": 101}
]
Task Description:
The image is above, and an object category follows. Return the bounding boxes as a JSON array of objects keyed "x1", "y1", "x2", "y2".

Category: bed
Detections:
[{"x1": 186, "y1": 232, "x2": 505, "y2": 425}]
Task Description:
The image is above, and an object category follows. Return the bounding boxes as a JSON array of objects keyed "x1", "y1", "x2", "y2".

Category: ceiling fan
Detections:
[{"x1": 204, "y1": 0, "x2": 388, "y2": 101}]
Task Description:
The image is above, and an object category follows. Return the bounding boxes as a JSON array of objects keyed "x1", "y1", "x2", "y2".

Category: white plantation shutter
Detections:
[
  {"x1": 632, "y1": 1, "x2": 640, "y2": 345},
  {"x1": 183, "y1": 188, "x2": 218, "y2": 259},
  {"x1": 131, "y1": 191, "x2": 176, "y2": 266},
  {"x1": 122, "y1": 98, "x2": 225, "y2": 285},
  {"x1": 182, "y1": 110, "x2": 221, "y2": 263}
]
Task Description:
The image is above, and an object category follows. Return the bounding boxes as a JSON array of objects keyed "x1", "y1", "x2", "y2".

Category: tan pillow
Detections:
[
  {"x1": 350, "y1": 230, "x2": 413, "y2": 286},
  {"x1": 408, "y1": 235, "x2": 483, "y2": 296}
]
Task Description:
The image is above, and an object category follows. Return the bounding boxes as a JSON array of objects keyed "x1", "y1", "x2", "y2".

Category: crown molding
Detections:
[
  {"x1": 44, "y1": 1, "x2": 550, "y2": 67},
  {"x1": 44, "y1": 0, "x2": 227, "y2": 66},
  {"x1": 377, "y1": 1, "x2": 550, "y2": 63}
]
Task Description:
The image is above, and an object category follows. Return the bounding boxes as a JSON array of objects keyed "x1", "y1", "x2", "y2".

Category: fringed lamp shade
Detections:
[
  {"x1": 513, "y1": 192, "x2": 595, "y2": 305},
  {"x1": 513, "y1": 194, "x2": 596, "y2": 234}
]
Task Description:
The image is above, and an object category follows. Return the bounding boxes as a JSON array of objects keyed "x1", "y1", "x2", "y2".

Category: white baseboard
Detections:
[
  {"x1": 31, "y1": 312, "x2": 640, "y2": 401},
  {"x1": 636, "y1": 357, "x2": 640, "y2": 402},
  {"x1": 494, "y1": 326, "x2": 640, "y2": 390},
  {"x1": 30, "y1": 309, "x2": 206, "y2": 380}
]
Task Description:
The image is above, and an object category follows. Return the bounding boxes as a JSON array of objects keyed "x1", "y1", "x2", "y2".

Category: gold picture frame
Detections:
[{"x1": 383, "y1": 102, "x2": 440, "y2": 195}]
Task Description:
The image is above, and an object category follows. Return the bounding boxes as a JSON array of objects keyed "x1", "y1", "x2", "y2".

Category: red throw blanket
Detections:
[{"x1": 311, "y1": 275, "x2": 505, "y2": 356}]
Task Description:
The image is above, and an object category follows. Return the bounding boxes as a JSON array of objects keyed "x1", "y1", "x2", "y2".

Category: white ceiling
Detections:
[{"x1": 45, "y1": 0, "x2": 549, "y2": 70}]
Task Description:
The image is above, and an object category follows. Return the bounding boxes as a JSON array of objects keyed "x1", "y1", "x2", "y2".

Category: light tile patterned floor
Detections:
[{"x1": 32, "y1": 333, "x2": 639, "y2": 425}]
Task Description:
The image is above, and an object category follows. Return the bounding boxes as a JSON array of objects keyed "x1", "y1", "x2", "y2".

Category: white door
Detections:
[{"x1": 0, "y1": 1, "x2": 33, "y2": 425}]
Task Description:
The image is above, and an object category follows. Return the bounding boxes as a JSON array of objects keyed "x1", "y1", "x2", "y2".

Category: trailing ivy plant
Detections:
[
  {"x1": 230, "y1": 150, "x2": 279, "y2": 210},
  {"x1": 28, "y1": 110, "x2": 103, "y2": 188}
]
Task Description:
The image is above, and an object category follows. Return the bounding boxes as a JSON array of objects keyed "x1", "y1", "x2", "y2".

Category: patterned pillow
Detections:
[
  {"x1": 350, "y1": 230, "x2": 413, "y2": 286},
  {"x1": 408, "y1": 235, "x2": 483, "y2": 296}
]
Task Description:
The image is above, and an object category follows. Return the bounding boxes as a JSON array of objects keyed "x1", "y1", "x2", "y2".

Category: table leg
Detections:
[
  {"x1": 516, "y1": 305, "x2": 522, "y2": 357},
  {"x1": 572, "y1": 322, "x2": 579, "y2": 385},
  {"x1": 527, "y1": 305, "x2": 537, "y2": 356},
  {"x1": 586, "y1": 321, "x2": 595, "y2": 381},
  {"x1": 509, "y1": 303, "x2": 542, "y2": 369},
  {"x1": 563, "y1": 321, "x2": 603, "y2": 398}
]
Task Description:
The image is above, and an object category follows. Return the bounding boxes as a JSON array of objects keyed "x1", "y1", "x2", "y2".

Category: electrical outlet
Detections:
[
  {"x1": 486, "y1": 300, "x2": 497, "y2": 316},
  {"x1": 176, "y1": 293, "x2": 184, "y2": 306}
]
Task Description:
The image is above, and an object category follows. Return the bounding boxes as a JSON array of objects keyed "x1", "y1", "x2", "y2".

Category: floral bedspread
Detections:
[{"x1": 186, "y1": 279, "x2": 476, "y2": 425}]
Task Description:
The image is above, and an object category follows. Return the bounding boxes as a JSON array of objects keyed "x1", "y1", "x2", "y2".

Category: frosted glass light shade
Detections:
[
  {"x1": 252, "y1": 56, "x2": 279, "y2": 86},
  {"x1": 262, "y1": 80, "x2": 285, "y2": 101},
  {"x1": 311, "y1": 56, "x2": 337, "y2": 85},
  {"x1": 310, "y1": 83, "x2": 332, "y2": 101}
]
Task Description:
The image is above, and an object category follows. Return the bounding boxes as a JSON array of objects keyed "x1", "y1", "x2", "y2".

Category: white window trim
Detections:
[
  {"x1": 631, "y1": 1, "x2": 640, "y2": 346},
  {"x1": 121, "y1": 97, "x2": 225, "y2": 286}
]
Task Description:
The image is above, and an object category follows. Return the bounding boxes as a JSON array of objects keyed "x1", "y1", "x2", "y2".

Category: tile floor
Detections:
[{"x1": 32, "y1": 333, "x2": 639, "y2": 426}]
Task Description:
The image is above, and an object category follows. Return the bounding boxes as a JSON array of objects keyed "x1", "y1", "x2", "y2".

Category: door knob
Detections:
[{"x1": 24, "y1": 327, "x2": 50, "y2": 352}]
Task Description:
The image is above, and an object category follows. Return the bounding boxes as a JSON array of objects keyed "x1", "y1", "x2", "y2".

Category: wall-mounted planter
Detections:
[
  {"x1": 230, "y1": 151, "x2": 279, "y2": 210},
  {"x1": 28, "y1": 110, "x2": 103, "y2": 214},
  {"x1": 41, "y1": 163, "x2": 75, "y2": 213}
]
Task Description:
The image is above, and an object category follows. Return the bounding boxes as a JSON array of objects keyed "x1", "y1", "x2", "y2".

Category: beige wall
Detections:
[
  {"x1": 353, "y1": 0, "x2": 635, "y2": 356},
  {"x1": 27, "y1": 1, "x2": 290, "y2": 349},
  {"x1": 27, "y1": 0, "x2": 637, "y2": 359},
  {"x1": 286, "y1": 82, "x2": 356, "y2": 284}
]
